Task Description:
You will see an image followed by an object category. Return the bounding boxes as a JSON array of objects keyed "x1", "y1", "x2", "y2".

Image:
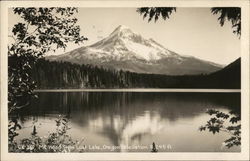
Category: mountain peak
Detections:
[
  {"x1": 116, "y1": 25, "x2": 130, "y2": 31},
  {"x1": 109, "y1": 25, "x2": 135, "y2": 37}
]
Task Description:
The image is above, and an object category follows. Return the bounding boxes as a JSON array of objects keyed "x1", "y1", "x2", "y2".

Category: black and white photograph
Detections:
[{"x1": 1, "y1": 0, "x2": 249, "y2": 160}]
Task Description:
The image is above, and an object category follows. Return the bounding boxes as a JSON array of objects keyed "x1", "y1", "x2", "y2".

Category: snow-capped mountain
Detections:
[{"x1": 48, "y1": 25, "x2": 223, "y2": 75}]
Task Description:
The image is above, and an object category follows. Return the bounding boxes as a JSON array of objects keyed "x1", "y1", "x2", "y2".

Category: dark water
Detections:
[{"x1": 16, "y1": 91, "x2": 241, "y2": 152}]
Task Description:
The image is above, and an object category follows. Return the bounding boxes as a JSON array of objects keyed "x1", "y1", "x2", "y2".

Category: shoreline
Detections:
[{"x1": 34, "y1": 88, "x2": 241, "y2": 93}]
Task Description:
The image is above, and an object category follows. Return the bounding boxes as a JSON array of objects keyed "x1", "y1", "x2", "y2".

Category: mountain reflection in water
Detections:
[{"x1": 17, "y1": 92, "x2": 240, "y2": 152}]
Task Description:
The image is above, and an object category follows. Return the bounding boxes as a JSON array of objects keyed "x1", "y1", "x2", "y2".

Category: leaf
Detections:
[
  {"x1": 199, "y1": 126, "x2": 206, "y2": 131},
  {"x1": 210, "y1": 117, "x2": 217, "y2": 124},
  {"x1": 16, "y1": 124, "x2": 22, "y2": 130},
  {"x1": 230, "y1": 117, "x2": 240, "y2": 124},
  {"x1": 206, "y1": 109, "x2": 219, "y2": 115},
  {"x1": 216, "y1": 112, "x2": 229, "y2": 119},
  {"x1": 208, "y1": 126, "x2": 220, "y2": 134}
]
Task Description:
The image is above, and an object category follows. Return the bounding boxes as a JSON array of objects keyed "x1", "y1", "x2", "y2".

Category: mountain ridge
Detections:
[{"x1": 47, "y1": 25, "x2": 222, "y2": 75}]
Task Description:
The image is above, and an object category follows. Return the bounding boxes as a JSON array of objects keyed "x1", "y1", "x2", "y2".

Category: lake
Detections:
[{"x1": 15, "y1": 90, "x2": 241, "y2": 152}]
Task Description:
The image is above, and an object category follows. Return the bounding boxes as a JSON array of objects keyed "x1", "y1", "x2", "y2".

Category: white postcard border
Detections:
[{"x1": 1, "y1": 0, "x2": 249, "y2": 160}]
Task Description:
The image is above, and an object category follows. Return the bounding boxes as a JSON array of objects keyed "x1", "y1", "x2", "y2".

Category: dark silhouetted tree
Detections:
[
  {"x1": 137, "y1": 7, "x2": 176, "y2": 22},
  {"x1": 8, "y1": 7, "x2": 87, "y2": 151},
  {"x1": 137, "y1": 7, "x2": 241, "y2": 36},
  {"x1": 8, "y1": 7, "x2": 87, "y2": 113},
  {"x1": 211, "y1": 7, "x2": 241, "y2": 36}
]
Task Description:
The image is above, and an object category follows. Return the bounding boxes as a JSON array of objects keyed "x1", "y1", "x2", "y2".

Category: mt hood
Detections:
[{"x1": 48, "y1": 25, "x2": 222, "y2": 75}]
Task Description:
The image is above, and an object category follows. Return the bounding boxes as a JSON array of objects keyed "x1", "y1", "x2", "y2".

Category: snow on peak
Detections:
[
  {"x1": 109, "y1": 25, "x2": 136, "y2": 38},
  {"x1": 87, "y1": 25, "x2": 176, "y2": 62},
  {"x1": 112, "y1": 25, "x2": 133, "y2": 33},
  {"x1": 115, "y1": 25, "x2": 131, "y2": 31}
]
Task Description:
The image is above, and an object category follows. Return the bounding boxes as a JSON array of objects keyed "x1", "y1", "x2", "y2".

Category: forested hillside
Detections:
[{"x1": 31, "y1": 58, "x2": 240, "y2": 89}]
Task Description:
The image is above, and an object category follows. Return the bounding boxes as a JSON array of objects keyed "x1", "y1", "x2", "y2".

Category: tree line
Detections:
[{"x1": 31, "y1": 58, "x2": 240, "y2": 89}]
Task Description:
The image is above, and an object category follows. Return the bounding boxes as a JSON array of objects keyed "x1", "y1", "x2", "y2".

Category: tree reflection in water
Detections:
[{"x1": 17, "y1": 92, "x2": 241, "y2": 152}]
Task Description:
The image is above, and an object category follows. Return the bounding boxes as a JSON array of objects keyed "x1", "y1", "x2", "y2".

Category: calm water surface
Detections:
[{"x1": 16, "y1": 91, "x2": 241, "y2": 152}]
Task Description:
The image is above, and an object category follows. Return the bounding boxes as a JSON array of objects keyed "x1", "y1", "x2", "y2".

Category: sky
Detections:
[{"x1": 8, "y1": 8, "x2": 240, "y2": 65}]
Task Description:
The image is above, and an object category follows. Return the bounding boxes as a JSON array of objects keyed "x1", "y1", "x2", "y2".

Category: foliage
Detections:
[
  {"x1": 211, "y1": 7, "x2": 241, "y2": 36},
  {"x1": 9, "y1": 116, "x2": 85, "y2": 153},
  {"x1": 137, "y1": 7, "x2": 176, "y2": 22},
  {"x1": 8, "y1": 7, "x2": 87, "y2": 152},
  {"x1": 8, "y1": 7, "x2": 87, "y2": 114},
  {"x1": 199, "y1": 109, "x2": 241, "y2": 148},
  {"x1": 137, "y1": 7, "x2": 241, "y2": 36},
  {"x1": 8, "y1": 118, "x2": 22, "y2": 152}
]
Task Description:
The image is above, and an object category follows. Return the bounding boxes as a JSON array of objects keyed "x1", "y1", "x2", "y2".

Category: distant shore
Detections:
[{"x1": 34, "y1": 88, "x2": 241, "y2": 93}]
